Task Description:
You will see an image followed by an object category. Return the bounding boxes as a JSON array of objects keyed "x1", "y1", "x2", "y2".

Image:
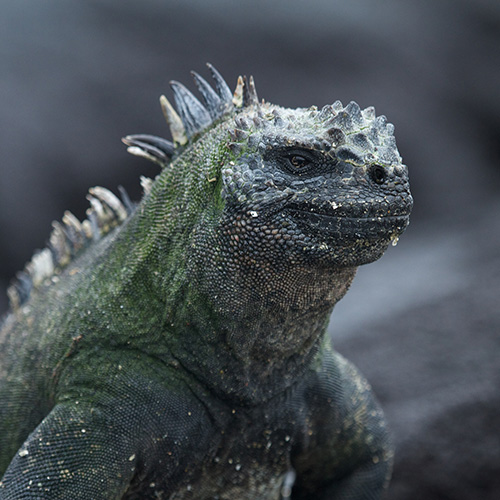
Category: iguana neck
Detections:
[{"x1": 163, "y1": 233, "x2": 357, "y2": 405}]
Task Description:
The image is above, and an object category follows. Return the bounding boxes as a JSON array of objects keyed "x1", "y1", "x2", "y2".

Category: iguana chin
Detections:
[{"x1": 0, "y1": 64, "x2": 412, "y2": 499}]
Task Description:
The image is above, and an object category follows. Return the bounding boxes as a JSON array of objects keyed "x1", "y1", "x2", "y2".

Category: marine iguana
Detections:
[{"x1": 0, "y1": 64, "x2": 412, "y2": 499}]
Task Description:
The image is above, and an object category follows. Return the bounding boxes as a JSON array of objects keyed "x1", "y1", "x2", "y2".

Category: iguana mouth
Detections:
[
  {"x1": 286, "y1": 207, "x2": 410, "y2": 240},
  {"x1": 285, "y1": 199, "x2": 412, "y2": 219}
]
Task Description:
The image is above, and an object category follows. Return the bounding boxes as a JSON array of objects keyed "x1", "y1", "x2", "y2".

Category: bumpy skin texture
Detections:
[{"x1": 0, "y1": 67, "x2": 412, "y2": 499}]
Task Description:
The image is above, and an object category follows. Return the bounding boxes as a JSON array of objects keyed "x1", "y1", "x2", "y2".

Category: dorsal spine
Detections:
[{"x1": 7, "y1": 187, "x2": 130, "y2": 311}]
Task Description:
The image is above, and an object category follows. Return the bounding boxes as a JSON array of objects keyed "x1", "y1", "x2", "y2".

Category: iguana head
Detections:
[
  {"x1": 125, "y1": 66, "x2": 412, "y2": 273},
  {"x1": 219, "y1": 99, "x2": 412, "y2": 270}
]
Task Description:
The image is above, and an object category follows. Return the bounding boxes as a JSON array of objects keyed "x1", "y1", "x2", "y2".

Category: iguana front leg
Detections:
[
  {"x1": 0, "y1": 402, "x2": 139, "y2": 499},
  {"x1": 290, "y1": 350, "x2": 393, "y2": 500},
  {"x1": 0, "y1": 353, "x2": 211, "y2": 500}
]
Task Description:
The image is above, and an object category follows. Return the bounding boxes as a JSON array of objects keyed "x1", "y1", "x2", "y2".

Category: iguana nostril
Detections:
[{"x1": 370, "y1": 164, "x2": 387, "y2": 184}]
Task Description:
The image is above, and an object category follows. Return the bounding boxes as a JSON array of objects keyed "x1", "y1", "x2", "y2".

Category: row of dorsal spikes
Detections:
[
  {"x1": 6, "y1": 65, "x2": 255, "y2": 311},
  {"x1": 122, "y1": 64, "x2": 259, "y2": 167},
  {"x1": 6, "y1": 180, "x2": 156, "y2": 311}
]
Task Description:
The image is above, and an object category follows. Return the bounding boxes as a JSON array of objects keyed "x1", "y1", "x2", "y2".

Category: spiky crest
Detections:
[
  {"x1": 127, "y1": 64, "x2": 259, "y2": 166},
  {"x1": 122, "y1": 134, "x2": 175, "y2": 166},
  {"x1": 7, "y1": 187, "x2": 130, "y2": 311},
  {"x1": 170, "y1": 81, "x2": 212, "y2": 138},
  {"x1": 191, "y1": 71, "x2": 224, "y2": 120},
  {"x1": 242, "y1": 75, "x2": 259, "y2": 107},
  {"x1": 159, "y1": 94, "x2": 188, "y2": 146}
]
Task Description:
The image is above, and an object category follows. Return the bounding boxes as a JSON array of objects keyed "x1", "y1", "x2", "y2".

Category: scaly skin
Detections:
[{"x1": 0, "y1": 66, "x2": 412, "y2": 499}]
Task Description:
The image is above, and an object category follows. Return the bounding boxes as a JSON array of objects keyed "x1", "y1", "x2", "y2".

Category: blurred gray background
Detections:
[{"x1": 1, "y1": 0, "x2": 499, "y2": 498}]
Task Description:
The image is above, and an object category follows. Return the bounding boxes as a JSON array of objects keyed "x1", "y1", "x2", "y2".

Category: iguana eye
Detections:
[
  {"x1": 290, "y1": 155, "x2": 309, "y2": 168},
  {"x1": 276, "y1": 149, "x2": 316, "y2": 175},
  {"x1": 289, "y1": 155, "x2": 309, "y2": 169}
]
